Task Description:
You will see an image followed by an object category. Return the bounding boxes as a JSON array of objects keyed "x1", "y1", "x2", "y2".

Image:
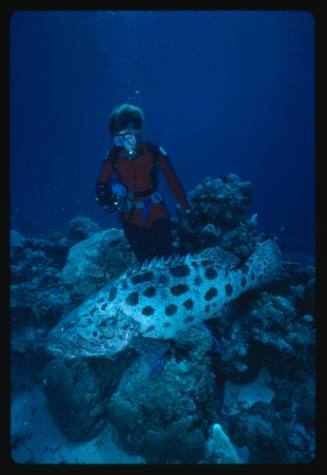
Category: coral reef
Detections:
[
  {"x1": 10, "y1": 220, "x2": 136, "y2": 358},
  {"x1": 10, "y1": 176, "x2": 316, "y2": 464},
  {"x1": 10, "y1": 231, "x2": 72, "y2": 361},
  {"x1": 171, "y1": 174, "x2": 257, "y2": 259},
  {"x1": 42, "y1": 354, "x2": 134, "y2": 442},
  {"x1": 106, "y1": 326, "x2": 219, "y2": 463}
]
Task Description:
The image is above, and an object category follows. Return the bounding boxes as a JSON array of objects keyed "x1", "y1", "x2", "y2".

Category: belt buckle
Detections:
[{"x1": 151, "y1": 192, "x2": 161, "y2": 204}]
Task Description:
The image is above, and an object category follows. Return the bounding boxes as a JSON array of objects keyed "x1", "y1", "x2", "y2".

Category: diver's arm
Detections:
[
  {"x1": 95, "y1": 149, "x2": 118, "y2": 203},
  {"x1": 158, "y1": 150, "x2": 191, "y2": 210}
]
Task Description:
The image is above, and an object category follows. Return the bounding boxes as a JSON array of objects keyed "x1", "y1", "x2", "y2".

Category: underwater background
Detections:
[{"x1": 10, "y1": 10, "x2": 315, "y2": 464}]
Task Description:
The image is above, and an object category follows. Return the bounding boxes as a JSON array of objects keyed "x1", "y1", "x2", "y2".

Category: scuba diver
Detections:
[{"x1": 96, "y1": 104, "x2": 196, "y2": 262}]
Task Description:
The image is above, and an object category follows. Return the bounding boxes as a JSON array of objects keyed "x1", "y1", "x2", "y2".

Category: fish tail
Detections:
[{"x1": 247, "y1": 239, "x2": 282, "y2": 288}]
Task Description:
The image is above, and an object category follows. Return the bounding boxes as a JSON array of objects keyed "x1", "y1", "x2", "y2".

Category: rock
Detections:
[
  {"x1": 11, "y1": 282, "x2": 71, "y2": 331},
  {"x1": 11, "y1": 230, "x2": 26, "y2": 248},
  {"x1": 223, "y1": 377, "x2": 275, "y2": 415},
  {"x1": 202, "y1": 423, "x2": 242, "y2": 463},
  {"x1": 66, "y1": 216, "x2": 101, "y2": 245},
  {"x1": 10, "y1": 230, "x2": 26, "y2": 262},
  {"x1": 250, "y1": 292, "x2": 297, "y2": 331},
  {"x1": 106, "y1": 327, "x2": 218, "y2": 463},
  {"x1": 302, "y1": 314, "x2": 314, "y2": 323},
  {"x1": 223, "y1": 403, "x2": 289, "y2": 463},
  {"x1": 296, "y1": 385, "x2": 315, "y2": 429},
  {"x1": 61, "y1": 228, "x2": 137, "y2": 301},
  {"x1": 43, "y1": 355, "x2": 131, "y2": 442}
]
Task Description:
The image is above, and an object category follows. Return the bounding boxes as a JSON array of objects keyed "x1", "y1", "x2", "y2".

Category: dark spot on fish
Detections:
[
  {"x1": 142, "y1": 306, "x2": 155, "y2": 316},
  {"x1": 225, "y1": 284, "x2": 233, "y2": 296},
  {"x1": 241, "y1": 265, "x2": 249, "y2": 274},
  {"x1": 123, "y1": 324, "x2": 129, "y2": 330},
  {"x1": 194, "y1": 276, "x2": 203, "y2": 286},
  {"x1": 90, "y1": 308, "x2": 96, "y2": 316},
  {"x1": 143, "y1": 286, "x2": 156, "y2": 297},
  {"x1": 109, "y1": 287, "x2": 117, "y2": 302},
  {"x1": 121, "y1": 279, "x2": 128, "y2": 290},
  {"x1": 192, "y1": 261, "x2": 199, "y2": 270},
  {"x1": 205, "y1": 287, "x2": 217, "y2": 301},
  {"x1": 145, "y1": 325, "x2": 155, "y2": 333},
  {"x1": 183, "y1": 299, "x2": 194, "y2": 310},
  {"x1": 251, "y1": 272, "x2": 255, "y2": 280},
  {"x1": 93, "y1": 331, "x2": 98, "y2": 337},
  {"x1": 99, "y1": 318, "x2": 110, "y2": 328},
  {"x1": 64, "y1": 322, "x2": 74, "y2": 329},
  {"x1": 169, "y1": 265, "x2": 190, "y2": 278},
  {"x1": 159, "y1": 274, "x2": 169, "y2": 285},
  {"x1": 126, "y1": 291, "x2": 139, "y2": 306},
  {"x1": 88, "y1": 318, "x2": 92, "y2": 324},
  {"x1": 205, "y1": 304, "x2": 210, "y2": 312},
  {"x1": 99, "y1": 297, "x2": 105, "y2": 303},
  {"x1": 131, "y1": 271, "x2": 153, "y2": 285},
  {"x1": 205, "y1": 267, "x2": 217, "y2": 279},
  {"x1": 184, "y1": 316, "x2": 195, "y2": 323},
  {"x1": 241, "y1": 277, "x2": 247, "y2": 287},
  {"x1": 163, "y1": 322, "x2": 171, "y2": 328},
  {"x1": 165, "y1": 304, "x2": 177, "y2": 316},
  {"x1": 171, "y1": 284, "x2": 189, "y2": 296},
  {"x1": 202, "y1": 259, "x2": 215, "y2": 266},
  {"x1": 101, "y1": 303, "x2": 108, "y2": 311}
]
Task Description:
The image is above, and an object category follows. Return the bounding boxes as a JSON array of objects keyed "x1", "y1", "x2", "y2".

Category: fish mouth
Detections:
[
  {"x1": 45, "y1": 331, "x2": 77, "y2": 359},
  {"x1": 45, "y1": 329, "x2": 108, "y2": 359}
]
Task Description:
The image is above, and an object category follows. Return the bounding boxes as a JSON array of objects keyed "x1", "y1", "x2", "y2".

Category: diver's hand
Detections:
[
  {"x1": 96, "y1": 186, "x2": 119, "y2": 213},
  {"x1": 185, "y1": 208, "x2": 197, "y2": 229},
  {"x1": 96, "y1": 195, "x2": 117, "y2": 212}
]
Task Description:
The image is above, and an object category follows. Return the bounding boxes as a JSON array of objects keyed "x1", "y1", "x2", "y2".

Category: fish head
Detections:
[{"x1": 45, "y1": 301, "x2": 140, "y2": 359}]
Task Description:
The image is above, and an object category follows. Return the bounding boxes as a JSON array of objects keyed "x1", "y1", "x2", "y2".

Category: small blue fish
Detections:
[
  {"x1": 195, "y1": 322, "x2": 223, "y2": 354},
  {"x1": 211, "y1": 335, "x2": 223, "y2": 354}
]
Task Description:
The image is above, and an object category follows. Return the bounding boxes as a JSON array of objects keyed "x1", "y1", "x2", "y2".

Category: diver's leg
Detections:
[
  {"x1": 122, "y1": 221, "x2": 155, "y2": 262},
  {"x1": 151, "y1": 217, "x2": 174, "y2": 258}
]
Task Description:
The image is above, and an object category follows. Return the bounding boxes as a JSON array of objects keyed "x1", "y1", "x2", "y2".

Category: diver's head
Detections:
[
  {"x1": 112, "y1": 129, "x2": 140, "y2": 150},
  {"x1": 109, "y1": 104, "x2": 143, "y2": 150}
]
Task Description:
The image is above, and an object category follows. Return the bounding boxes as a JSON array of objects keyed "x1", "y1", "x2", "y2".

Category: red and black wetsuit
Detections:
[{"x1": 96, "y1": 141, "x2": 190, "y2": 260}]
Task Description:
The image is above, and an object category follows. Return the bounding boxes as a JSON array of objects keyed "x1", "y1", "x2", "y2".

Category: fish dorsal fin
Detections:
[
  {"x1": 124, "y1": 252, "x2": 190, "y2": 278},
  {"x1": 121, "y1": 246, "x2": 239, "y2": 280},
  {"x1": 194, "y1": 246, "x2": 240, "y2": 269}
]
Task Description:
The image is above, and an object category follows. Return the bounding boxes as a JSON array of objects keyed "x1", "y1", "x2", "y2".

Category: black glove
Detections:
[
  {"x1": 185, "y1": 208, "x2": 197, "y2": 229},
  {"x1": 96, "y1": 185, "x2": 119, "y2": 213}
]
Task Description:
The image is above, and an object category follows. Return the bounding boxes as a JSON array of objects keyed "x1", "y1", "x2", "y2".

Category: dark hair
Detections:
[{"x1": 108, "y1": 104, "x2": 144, "y2": 135}]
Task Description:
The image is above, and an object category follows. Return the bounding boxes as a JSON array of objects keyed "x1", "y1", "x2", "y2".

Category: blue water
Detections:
[{"x1": 10, "y1": 10, "x2": 315, "y2": 254}]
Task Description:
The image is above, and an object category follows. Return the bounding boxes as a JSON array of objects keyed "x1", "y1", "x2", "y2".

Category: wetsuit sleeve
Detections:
[
  {"x1": 157, "y1": 150, "x2": 190, "y2": 210},
  {"x1": 95, "y1": 150, "x2": 116, "y2": 196}
]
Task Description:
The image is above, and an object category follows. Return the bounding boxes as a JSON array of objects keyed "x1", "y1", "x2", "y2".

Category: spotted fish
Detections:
[{"x1": 46, "y1": 239, "x2": 282, "y2": 359}]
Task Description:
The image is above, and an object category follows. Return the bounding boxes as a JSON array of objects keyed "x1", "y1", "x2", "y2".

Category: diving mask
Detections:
[{"x1": 113, "y1": 130, "x2": 141, "y2": 148}]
